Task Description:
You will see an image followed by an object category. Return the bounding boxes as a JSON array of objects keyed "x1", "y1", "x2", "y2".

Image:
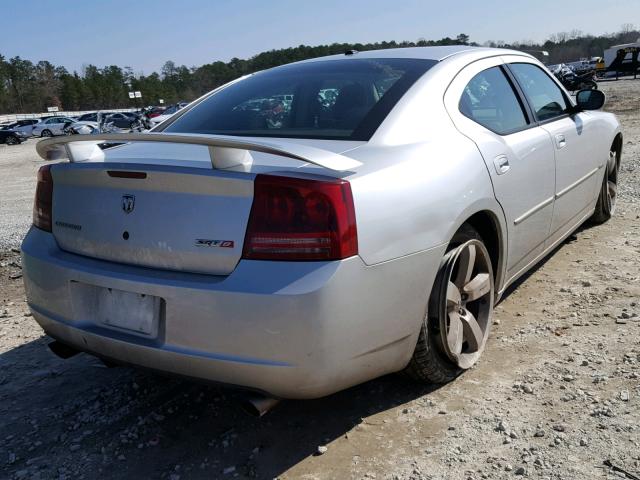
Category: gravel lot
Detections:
[
  {"x1": 1, "y1": 79, "x2": 639, "y2": 480},
  {"x1": 0, "y1": 138, "x2": 43, "y2": 250}
]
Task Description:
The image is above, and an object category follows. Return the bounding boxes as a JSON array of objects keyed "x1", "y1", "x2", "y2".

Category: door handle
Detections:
[
  {"x1": 555, "y1": 134, "x2": 566, "y2": 148},
  {"x1": 493, "y1": 155, "x2": 510, "y2": 175}
]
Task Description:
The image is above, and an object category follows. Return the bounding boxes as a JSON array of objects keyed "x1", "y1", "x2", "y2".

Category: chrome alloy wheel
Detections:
[
  {"x1": 435, "y1": 240, "x2": 494, "y2": 369},
  {"x1": 604, "y1": 149, "x2": 618, "y2": 215}
]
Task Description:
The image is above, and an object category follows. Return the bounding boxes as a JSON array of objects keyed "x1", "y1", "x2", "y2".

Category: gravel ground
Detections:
[
  {"x1": 0, "y1": 79, "x2": 639, "y2": 480},
  {"x1": 0, "y1": 138, "x2": 43, "y2": 250}
]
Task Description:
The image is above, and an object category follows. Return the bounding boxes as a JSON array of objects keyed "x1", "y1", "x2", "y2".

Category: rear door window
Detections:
[
  {"x1": 459, "y1": 66, "x2": 529, "y2": 135},
  {"x1": 508, "y1": 63, "x2": 569, "y2": 122}
]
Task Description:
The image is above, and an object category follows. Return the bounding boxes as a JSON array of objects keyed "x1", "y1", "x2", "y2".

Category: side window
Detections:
[
  {"x1": 509, "y1": 63, "x2": 569, "y2": 122},
  {"x1": 459, "y1": 66, "x2": 528, "y2": 135}
]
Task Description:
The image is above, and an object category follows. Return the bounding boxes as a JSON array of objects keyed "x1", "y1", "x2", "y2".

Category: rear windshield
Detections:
[{"x1": 162, "y1": 58, "x2": 436, "y2": 141}]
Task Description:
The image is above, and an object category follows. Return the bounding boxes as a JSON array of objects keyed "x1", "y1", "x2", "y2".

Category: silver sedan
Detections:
[{"x1": 22, "y1": 46, "x2": 622, "y2": 403}]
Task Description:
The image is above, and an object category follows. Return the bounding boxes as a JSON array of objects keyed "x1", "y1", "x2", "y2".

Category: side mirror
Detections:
[{"x1": 575, "y1": 89, "x2": 605, "y2": 111}]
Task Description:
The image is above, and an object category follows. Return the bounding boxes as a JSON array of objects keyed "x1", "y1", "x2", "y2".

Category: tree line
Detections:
[{"x1": 1, "y1": 27, "x2": 638, "y2": 115}]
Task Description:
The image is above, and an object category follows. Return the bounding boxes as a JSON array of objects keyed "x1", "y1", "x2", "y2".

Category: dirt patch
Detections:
[{"x1": 1, "y1": 80, "x2": 639, "y2": 480}]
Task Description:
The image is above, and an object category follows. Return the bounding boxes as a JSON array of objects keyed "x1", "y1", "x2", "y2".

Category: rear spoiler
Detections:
[{"x1": 35, "y1": 132, "x2": 363, "y2": 172}]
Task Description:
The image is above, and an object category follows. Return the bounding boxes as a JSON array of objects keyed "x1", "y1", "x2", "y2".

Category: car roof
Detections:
[{"x1": 295, "y1": 46, "x2": 530, "y2": 64}]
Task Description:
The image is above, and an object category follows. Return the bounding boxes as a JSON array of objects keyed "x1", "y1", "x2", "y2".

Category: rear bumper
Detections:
[{"x1": 22, "y1": 227, "x2": 444, "y2": 398}]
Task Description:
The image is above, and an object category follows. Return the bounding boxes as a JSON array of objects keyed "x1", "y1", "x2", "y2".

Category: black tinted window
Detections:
[
  {"x1": 459, "y1": 66, "x2": 528, "y2": 135},
  {"x1": 164, "y1": 58, "x2": 436, "y2": 140},
  {"x1": 509, "y1": 63, "x2": 569, "y2": 121}
]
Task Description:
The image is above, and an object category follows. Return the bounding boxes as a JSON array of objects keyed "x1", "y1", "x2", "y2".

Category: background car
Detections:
[
  {"x1": 104, "y1": 112, "x2": 141, "y2": 129},
  {"x1": 76, "y1": 112, "x2": 113, "y2": 123},
  {"x1": 0, "y1": 128, "x2": 28, "y2": 145},
  {"x1": 32, "y1": 116, "x2": 78, "y2": 137},
  {"x1": 148, "y1": 103, "x2": 184, "y2": 126},
  {"x1": 145, "y1": 106, "x2": 166, "y2": 118},
  {"x1": 33, "y1": 116, "x2": 98, "y2": 137},
  {"x1": 0, "y1": 119, "x2": 39, "y2": 136}
]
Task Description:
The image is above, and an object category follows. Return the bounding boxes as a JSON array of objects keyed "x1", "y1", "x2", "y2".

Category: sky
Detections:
[{"x1": 1, "y1": 0, "x2": 637, "y2": 74}]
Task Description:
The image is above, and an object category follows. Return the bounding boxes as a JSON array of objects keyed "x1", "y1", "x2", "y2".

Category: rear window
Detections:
[{"x1": 163, "y1": 58, "x2": 436, "y2": 140}]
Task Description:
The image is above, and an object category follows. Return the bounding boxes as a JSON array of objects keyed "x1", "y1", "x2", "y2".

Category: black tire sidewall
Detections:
[
  {"x1": 428, "y1": 226, "x2": 484, "y2": 373},
  {"x1": 591, "y1": 154, "x2": 617, "y2": 224},
  {"x1": 405, "y1": 224, "x2": 493, "y2": 384}
]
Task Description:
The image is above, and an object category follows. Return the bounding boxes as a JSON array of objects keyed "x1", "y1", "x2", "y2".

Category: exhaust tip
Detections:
[
  {"x1": 48, "y1": 340, "x2": 80, "y2": 359},
  {"x1": 237, "y1": 394, "x2": 281, "y2": 417}
]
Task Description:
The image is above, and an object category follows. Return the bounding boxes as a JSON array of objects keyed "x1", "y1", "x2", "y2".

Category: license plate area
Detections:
[{"x1": 70, "y1": 282, "x2": 162, "y2": 338}]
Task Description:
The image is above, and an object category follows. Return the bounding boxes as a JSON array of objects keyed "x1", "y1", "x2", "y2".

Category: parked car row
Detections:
[{"x1": 1, "y1": 103, "x2": 189, "y2": 145}]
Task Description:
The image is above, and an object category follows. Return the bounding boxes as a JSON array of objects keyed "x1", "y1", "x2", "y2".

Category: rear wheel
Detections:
[
  {"x1": 405, "y1": 225, "x2": 495, "y2": 383},
  {"x1": 591, "y1": 147, "x2": 619, "y2": 223},
  {"x1": 41, "y1": 129, "x2": 52, "y2": 138}
]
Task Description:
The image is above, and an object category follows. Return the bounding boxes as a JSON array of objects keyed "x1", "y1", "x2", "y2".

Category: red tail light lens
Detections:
[
  {"x1": 242, "y1": 174, "x2": 358, "y2": 261},
  {"x1": 33, "y1": 165, "x2": 53, "y2": 232}
]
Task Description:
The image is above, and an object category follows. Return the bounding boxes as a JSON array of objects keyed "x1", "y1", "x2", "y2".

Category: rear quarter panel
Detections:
[{"x1": 348, "y1": 133, "x2": 504, "y2": 266}]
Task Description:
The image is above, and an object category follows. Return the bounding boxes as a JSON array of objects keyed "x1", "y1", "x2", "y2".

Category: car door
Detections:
[
  {"x1": 113, "y1": 114, "x2": 129, "y2": 128},
  {"x1": 46, "y1": 117, "x2": 64, "y2": 135},
  {"x1": 15, "y1": 121, "x2": 30, "y2": 135},
  {"x1": 108, "y1": 114, "x2": 119, "y2": 127},
  {"x1": 39, "y1": 118, "x2": 57, "y2": 135},
  {"x1": 444, "y1": 57, "x2": 556, "y2": 280},
  {"x1": 507, "y1": 62, "x2": 603, "y2": 243}
]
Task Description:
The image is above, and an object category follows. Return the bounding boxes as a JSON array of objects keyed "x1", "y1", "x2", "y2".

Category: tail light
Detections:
[
  {"x1": 242, "y1": 174, "x2": 358, "y2": 261},
  {"x1": 33, "y1": 165, "x2": 53, "y2": 232}
]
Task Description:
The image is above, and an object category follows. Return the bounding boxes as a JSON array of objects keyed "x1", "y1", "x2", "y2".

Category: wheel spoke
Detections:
[
  {"x1": 454, "y1": 244, "x2": 476, "y2": 288},
  {"x1": 447, "y1": 312, "x2": 464, "y2": 356},
  {"x1": 463, "y1": 273, "x2": 491, "y2": 302},
  {"x1": 446, "y1": 281, "x2": 461, "y2": 308},
  {"x1": 608, "y1": 181, "x2": 617, "y2": 199},
  {"x1": 460, "y1": 310, "x2": 484, "y2": 352}
]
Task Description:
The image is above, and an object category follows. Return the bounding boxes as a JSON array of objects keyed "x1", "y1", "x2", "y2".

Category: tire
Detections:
[
  {"x1": 5, "y1": 135, "x2": 19, "y2": 145},
  {"x1": 580, "y1": 80, "x2": 597, "y2": 90},
  {"x1": 404, "y1": 225, "x2": 495, "y2": 384},
  {"x1": 41, "y1": 129, "x2": 52, "y2": 138},
  {"x1": 591, "y1": 146, "x2": 619, "y2": 224}
]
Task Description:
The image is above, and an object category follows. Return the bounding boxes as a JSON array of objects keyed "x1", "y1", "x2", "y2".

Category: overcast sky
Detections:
[{"x1": 2, "y1": 0, "x2": 637, "y2": 74}]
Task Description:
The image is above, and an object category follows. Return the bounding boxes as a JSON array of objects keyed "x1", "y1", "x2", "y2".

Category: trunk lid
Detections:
[
  {"x1": 51, "y1": 163, "x2": 254, "y2": 275},
  {"x1": 49, "y1": 139, "x2": 364, "y2": 275}
]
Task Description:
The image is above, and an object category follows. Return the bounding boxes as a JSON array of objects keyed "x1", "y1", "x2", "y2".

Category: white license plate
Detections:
[{"x1": 96, "y1": 287, "x2": 160, "y2": 336}]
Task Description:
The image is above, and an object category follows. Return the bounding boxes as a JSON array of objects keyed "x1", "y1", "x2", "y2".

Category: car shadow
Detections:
[
  {"x1": 0, "y1": 334, "x2": 441, "y2": 479},
  {"x1": 498, "y1": 221, "x2": 591, "y2": 301}
]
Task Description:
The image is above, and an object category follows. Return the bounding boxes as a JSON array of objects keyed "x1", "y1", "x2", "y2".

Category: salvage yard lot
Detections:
[{"x1": 1, "y1": 80, "x2": 639, "y2": 480}]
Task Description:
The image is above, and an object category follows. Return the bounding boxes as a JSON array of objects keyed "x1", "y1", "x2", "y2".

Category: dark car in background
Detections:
[
  {"x1": 1, "y1": 119, "x2": 39, "y2": 136},
  {"x1": 145, "y1": 106, "x2": 166, "y2": 118},
  {"x1": 104, "y1": 112, "x2": 141, "y2": 129},
  {"x1": 0, "y1": 128, "x2": 28, "y2": 145}
]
